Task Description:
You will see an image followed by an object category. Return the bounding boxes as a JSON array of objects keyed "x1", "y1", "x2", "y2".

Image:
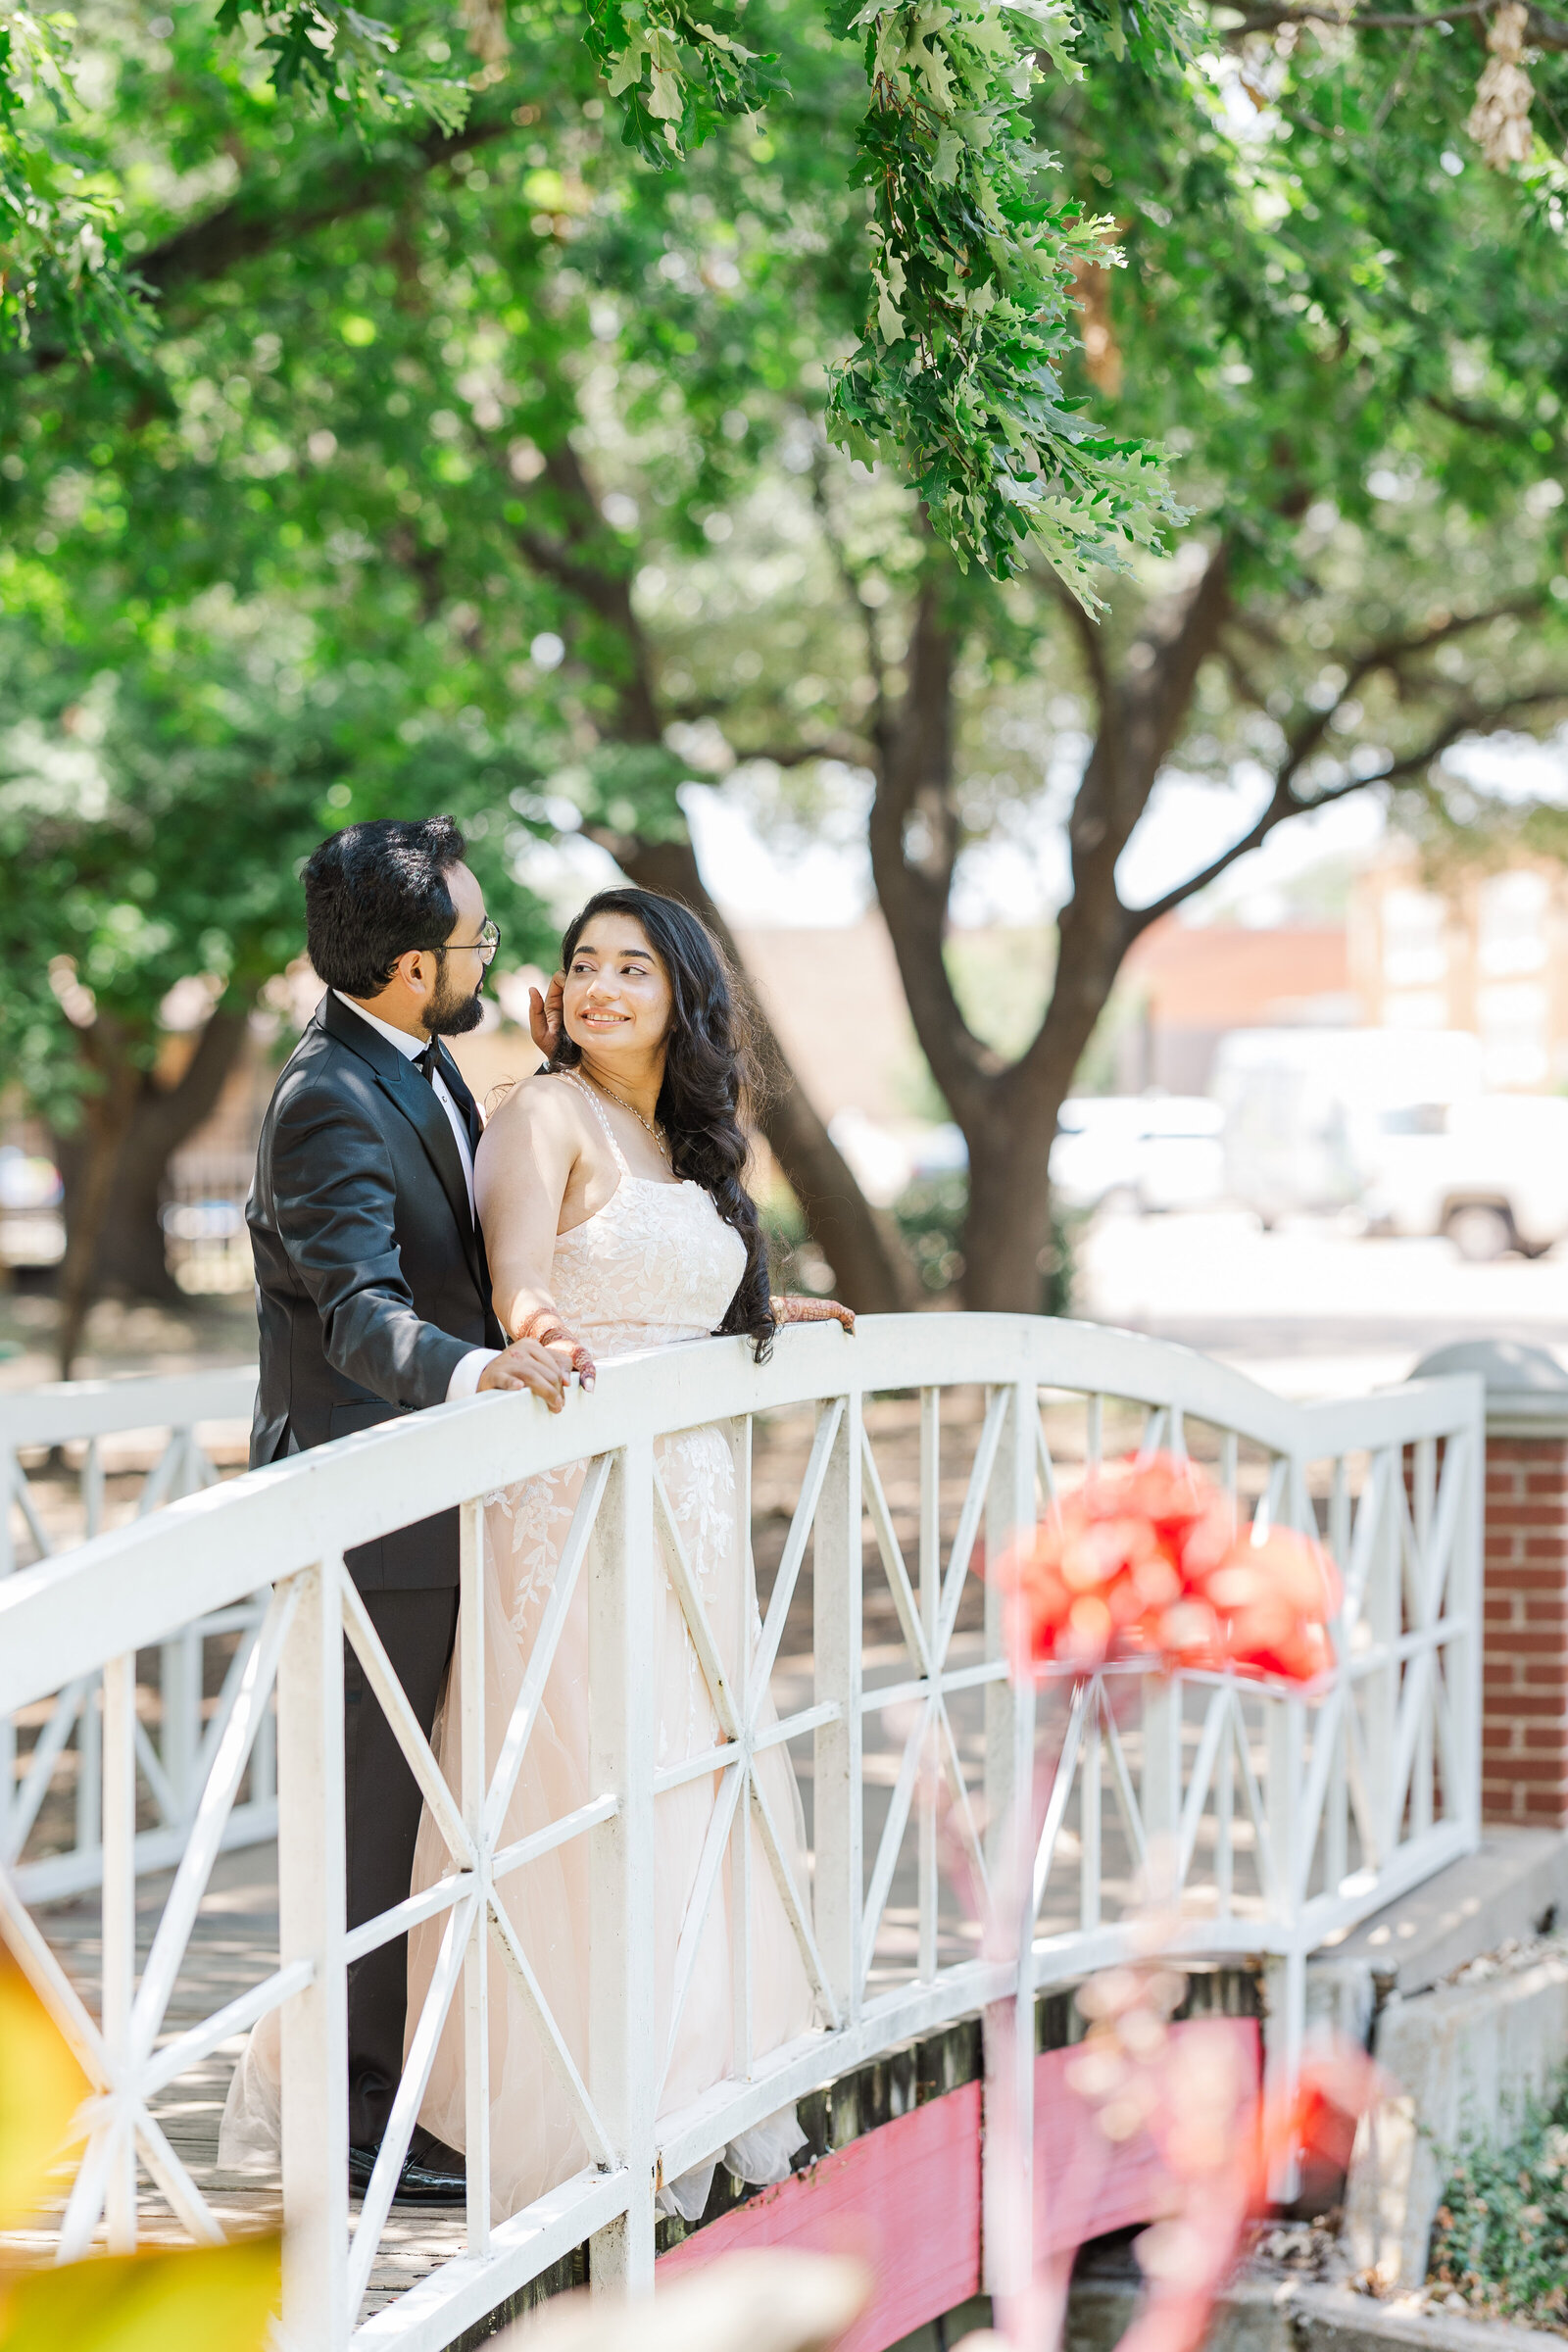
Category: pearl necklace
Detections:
[{"x1": 585, "y1": 1070, "x2": 670, "y2": 1164}]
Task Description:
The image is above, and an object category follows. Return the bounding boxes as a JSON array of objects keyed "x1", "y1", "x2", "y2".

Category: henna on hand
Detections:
[
  {"x1": 514, "y1": 1307, "x2": 598, "y2": 1391},
  {"x1": 770, "y1": 1295, "x2": 856, "y2": 1334}
]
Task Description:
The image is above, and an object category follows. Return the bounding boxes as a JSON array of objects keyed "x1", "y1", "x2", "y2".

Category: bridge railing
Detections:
[
  {"x1": 0, "y1": 1365, "x2": 265, "y2": 1901},
  {"x1": 0, "y1": 1316, "x2": 1483, "y2": 2351}
]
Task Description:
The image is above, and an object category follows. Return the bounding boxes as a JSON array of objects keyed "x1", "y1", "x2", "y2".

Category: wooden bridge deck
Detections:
[{"x1": 7, "y1": 1841, "x2": 478, "y2": 2318}]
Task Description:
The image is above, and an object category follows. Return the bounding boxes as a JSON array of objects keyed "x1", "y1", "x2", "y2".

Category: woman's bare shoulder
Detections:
[{"x1": 479, "y1": 1069, "x2": 590, "y2": 1156}]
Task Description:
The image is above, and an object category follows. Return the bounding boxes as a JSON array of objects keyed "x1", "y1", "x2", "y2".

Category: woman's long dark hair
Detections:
[{"x1": 550, "y1": 888, "x2": 774, "y2": 1360}]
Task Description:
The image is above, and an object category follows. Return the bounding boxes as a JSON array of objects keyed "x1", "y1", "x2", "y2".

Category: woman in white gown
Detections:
[{"x1": 406, "y1": 887, "x2": 852, "y2": 2221}]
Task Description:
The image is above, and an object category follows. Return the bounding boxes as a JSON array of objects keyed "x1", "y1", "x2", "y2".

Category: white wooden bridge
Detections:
[{"x1": 0, "y1": 1315, "x2": 1483, "y2": 2351}]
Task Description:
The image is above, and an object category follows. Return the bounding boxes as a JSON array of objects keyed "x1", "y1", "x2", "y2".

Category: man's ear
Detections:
[{"x1": 398, "y1": 947, "x2": 436, "y2": 999}]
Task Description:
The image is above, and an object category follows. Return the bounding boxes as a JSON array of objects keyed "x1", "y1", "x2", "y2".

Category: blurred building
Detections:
[
  {"x1": 1350, "y1": 842, "x2": 1568, "y2": 1090},
  {"x1": 1112, "y1": 918, "x2": 1356, "y2": 1096}
]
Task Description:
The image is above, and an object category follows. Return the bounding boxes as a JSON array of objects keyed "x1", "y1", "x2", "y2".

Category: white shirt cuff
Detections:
[{"x1": 446, "y1": 1348, "x2": 500, "y2": 1402}]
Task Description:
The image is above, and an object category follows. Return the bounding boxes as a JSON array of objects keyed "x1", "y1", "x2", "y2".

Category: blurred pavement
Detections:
[{"x1": 1080, "y1": 1207, "x2": 1568, "y2": 1401}]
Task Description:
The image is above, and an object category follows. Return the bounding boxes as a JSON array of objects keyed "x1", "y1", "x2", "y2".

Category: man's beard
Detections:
[{"x1": 426, "y1": 971, "x2": 486, "y2": 1038}]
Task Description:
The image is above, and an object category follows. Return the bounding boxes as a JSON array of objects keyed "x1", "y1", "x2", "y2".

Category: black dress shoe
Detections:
[{"x1": 348, "y1": 2134, "x2": 467, "y2": 2207}]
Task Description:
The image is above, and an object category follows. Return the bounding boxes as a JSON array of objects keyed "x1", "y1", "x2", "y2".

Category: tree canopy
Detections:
[
  {"x1": 2, "y1": 0, "x2": 1191, "y2": 587},
  {"x1": 5, "y1": 0, "x2": 1568, "y2": 1353}
]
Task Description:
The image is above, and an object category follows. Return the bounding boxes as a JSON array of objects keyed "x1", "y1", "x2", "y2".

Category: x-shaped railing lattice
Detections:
[
  {"x1": 856, "y1": 1389, "x2": 1008, "y2": 1990},
  {"x1": 0, "y1": 1582, "x2": 298, "y2": 2256},
  {"x1": 652, "y1": 1407, "x2": 844, "y2": 2090},
  {"x1": 4, "y1": 1403, "x2": 271, "y2": 1898}
]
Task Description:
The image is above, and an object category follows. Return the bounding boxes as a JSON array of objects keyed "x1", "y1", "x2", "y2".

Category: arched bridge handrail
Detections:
[{"x1": 0, "y1": 1313, "x2": 1482, "y2": 1717}]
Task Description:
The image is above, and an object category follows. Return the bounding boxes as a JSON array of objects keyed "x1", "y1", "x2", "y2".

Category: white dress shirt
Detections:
[{"x1": 333, "y1": 992, "x2": 498, "y2": 1400}]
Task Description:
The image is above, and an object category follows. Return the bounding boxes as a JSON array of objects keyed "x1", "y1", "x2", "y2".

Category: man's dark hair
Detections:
[{"x1": 304, "y1": 817, "x2": 467, "y2": 996}]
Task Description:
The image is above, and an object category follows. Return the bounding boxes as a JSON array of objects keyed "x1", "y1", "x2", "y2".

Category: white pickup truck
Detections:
[
  {"x1": 1213, "y1": 1029, "x2": 1568, "y2": 1260},
  {"x1": 1362, "y1": 1093, "x2": 1568, "y2": 1260}
]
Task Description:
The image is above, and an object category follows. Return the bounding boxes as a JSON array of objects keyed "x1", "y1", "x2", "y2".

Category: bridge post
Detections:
[
  {"x1": 277, "y1": 1557, "x2": 351, "y2": 2352},
  {"x1": 587, "y1": 1442, "x2": 658, "y2": 2294},
  {"x1": 101, "y1": 1649, "x2": 138, "y2": 2252},
  {"x1": 983, "y1": 1379, "x2": 1040, "y2": 2308},
  {"x1": 813, "y1": 1388, "x2": 863, "y2": 2025}
]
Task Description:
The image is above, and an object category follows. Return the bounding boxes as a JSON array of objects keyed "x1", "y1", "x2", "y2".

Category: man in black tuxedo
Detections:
[{"x1": 249, "y1": 815, "x2": 567, "y2": 2202}]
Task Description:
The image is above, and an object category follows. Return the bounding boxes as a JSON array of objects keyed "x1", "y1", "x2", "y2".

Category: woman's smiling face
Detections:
[{"x1": 561, "y1": 912, "x2": 674, "y2": 1064}]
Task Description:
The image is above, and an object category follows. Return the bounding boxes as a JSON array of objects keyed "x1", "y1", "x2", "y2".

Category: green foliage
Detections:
[
  {"x1": 209, "y1": 0, "x2": 470, "y2": 128},
  {"x1": 825, "y1": 0, "x2": 1183, "y2": 593},
  {"x1": 893, "y1": 1170, "x2": 1079, "y2": 1311},
  {"x1": 7, "y1": 0, "x2": 1568, "y2": 1300},
  {"x1": 0, "y1": 0, "x2": 1188, "y2": 589},
  {"x1": 583, "y1": 0, "x2": 784, "y2": 165},
  {"x1": 894, "y1": 1169, "x2": 969, "y2": 1295},
  {"x1": 0, "y1": 4, "x2": 150, "y2": 356},
  {"x1": 1431, "y1": 2074, "x2": 1568, "y2": 2330},
  {"x1": 0, "y1": 593, "x2": 558, "y2": 1132}
]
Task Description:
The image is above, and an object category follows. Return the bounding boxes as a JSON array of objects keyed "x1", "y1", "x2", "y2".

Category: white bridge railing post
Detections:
[
  {"x1": 277, "y1": 1558, "x2": 350, "y2": 2352},
  {"x1": 982, "y1": 1377, "x2": 1040, "y2": 2309},
  {"x1": 101, "y1": 1648, "x2": 138, "y2": 2253},
  {"x1": 812, "y1": 1387, "x2": 863, "y2": 2030},
  {"x1": 587, "y1": 1442, "x2": 657, "y2": 2291}
]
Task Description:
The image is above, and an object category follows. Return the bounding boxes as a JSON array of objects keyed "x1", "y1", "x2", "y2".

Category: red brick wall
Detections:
[{"x1": 1484, "y1": 1437, "x2": 1568, "y2": 1825}]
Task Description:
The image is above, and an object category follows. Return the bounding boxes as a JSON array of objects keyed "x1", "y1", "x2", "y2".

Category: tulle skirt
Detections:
[
  {"x1": 217, "y1": 1419, "x2": 816, "y2": 2216},
  {"x1": 407, "y1": 1418, "x2": 816, "y2": 2220}
]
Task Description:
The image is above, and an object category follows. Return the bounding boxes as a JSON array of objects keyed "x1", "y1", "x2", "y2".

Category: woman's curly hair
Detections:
[{"x1": 550, "y1": 887, "x2": 774, "y2": 1360}]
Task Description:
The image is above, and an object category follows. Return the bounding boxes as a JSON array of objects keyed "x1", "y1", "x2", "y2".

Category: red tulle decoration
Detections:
[{"x1": 995, "y1": 1452, "x2": 1341, "y2": 1687}]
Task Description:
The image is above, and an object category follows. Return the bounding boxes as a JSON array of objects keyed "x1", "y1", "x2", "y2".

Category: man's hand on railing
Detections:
[
  {"x1": 477, "y1": 1340, "x2": 569, "y2": 1409},
  {"x1": 513, "y1": 1307, "x2": 598, "y2": 1394},
  {"x1": 771, "y1": 1295, "x2": 856, "y2": 1334}
]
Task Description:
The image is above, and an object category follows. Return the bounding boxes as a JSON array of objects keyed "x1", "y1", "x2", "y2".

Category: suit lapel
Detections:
[{"x1": 319, "y1": 996, "x2": 485, "y2": 1294}]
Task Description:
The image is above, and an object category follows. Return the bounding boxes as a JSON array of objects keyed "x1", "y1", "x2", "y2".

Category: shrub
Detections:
[
  {"x1": 1430, "y1": 2081, "x2": 1568, "y2": 2330},
  {"x1": 894, "y1": 1174, "x2": 1082, "y2": 1316}
]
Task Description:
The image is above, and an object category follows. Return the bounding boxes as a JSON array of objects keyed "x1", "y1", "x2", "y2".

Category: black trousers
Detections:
[{"x1": 344, "y1": 1586, "x2": 460, "y2": 2150}]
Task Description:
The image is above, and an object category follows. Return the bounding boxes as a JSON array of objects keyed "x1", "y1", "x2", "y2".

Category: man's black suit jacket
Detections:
[{"x1": 247, "y1": 990, "x2": 506, "y2": 1590}]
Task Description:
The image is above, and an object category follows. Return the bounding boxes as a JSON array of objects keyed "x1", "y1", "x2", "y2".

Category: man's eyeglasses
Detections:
[{"x1": 435, "y1": 918, "x2": 501, "y2": 968}]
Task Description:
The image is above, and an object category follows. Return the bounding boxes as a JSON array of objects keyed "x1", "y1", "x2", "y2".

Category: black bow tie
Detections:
[{"x1": 416, "y1": 1040, "x2": 441, "y2": 1087}]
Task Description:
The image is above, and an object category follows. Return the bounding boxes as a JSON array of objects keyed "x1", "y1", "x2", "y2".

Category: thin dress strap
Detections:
[{"x1": 561, "y1": 1070, "x2": 632, "y2": 1179}]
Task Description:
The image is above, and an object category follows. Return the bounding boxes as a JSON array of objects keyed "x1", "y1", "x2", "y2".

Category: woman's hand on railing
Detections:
[
  {"x1": 771, "y1": 1295, "x2": 856, "y2": 1334},
  {"x1": 513, "y1": 1307, "x2": 598, "y2": 1394},
  {"x1": 477, "y1": 1340, "x2": 570, "y2": 1409}
]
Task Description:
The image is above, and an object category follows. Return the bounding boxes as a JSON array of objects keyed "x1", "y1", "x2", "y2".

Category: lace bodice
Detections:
[{"x1": 548, "y1": 1073, "x2": 747, "y2": 1357}]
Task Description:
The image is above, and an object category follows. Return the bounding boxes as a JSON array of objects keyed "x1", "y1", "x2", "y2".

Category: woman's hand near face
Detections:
[
  {"x1": 770, "y1": 1295, "x2": 856, "y2": 1334},
  {"x1": 528, "y1": 973, "x2": 564, "y2": 1062}
]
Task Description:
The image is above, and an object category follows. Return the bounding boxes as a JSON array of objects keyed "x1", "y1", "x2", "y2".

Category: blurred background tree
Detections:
[
  {"x1": 4, "y1": 0, "x2": 1568, "y2": 1348},
  {"x1": 0, "y1": 614, "x2": 557, "y2": 1369}
]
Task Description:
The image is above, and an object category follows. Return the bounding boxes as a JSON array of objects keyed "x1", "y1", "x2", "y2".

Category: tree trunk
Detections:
[
  {"x1": 507, "y1": 427, "x2": 912, "y2": 1314},
  {"x1": 54, "y1": 1006, "x2": 251, "y2": 1375},
  {"x1": 955, "y1": 1084, "x2": 1064, "y2": 1312},
  {"x1": 600, "y1": 831, "x2": 913, "y2": 1313},
  {"x1": 864, "y1": 552, "x2": 1235, "y2": 1317},
  {"x1": 55, "y1": 1033, "x2": 143, "y2": 1379}
]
